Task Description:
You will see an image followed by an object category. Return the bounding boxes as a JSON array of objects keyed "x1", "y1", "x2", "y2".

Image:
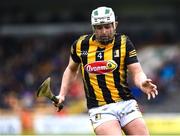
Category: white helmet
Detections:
[{"x1": 91, "y1": 6, "x2": 115, "y2": 26}]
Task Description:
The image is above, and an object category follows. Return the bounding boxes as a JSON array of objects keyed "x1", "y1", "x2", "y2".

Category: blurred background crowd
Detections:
[{"x1": 0, "y1": 0, "x2": 180, "y2": 117}]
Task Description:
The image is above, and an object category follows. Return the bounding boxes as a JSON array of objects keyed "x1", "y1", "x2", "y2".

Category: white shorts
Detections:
[{"x1": 88, "y1": 99, "x2": 142, "y2": 129}]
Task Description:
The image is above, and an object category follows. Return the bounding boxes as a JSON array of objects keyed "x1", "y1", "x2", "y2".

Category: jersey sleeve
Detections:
[
  {"x1": 125, "y1": 36, "x2": 139, "y2": 65},
  {"x1": 70, "y1": 40, "x2": 81, "y2": 63}
]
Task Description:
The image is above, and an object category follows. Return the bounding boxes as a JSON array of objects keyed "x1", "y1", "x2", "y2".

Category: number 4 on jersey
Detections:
[{"x1": 97, "y1": 52, "x2": 103, "y2": 59}]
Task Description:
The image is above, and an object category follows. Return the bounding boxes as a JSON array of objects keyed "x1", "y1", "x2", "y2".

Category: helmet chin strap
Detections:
[
  {"x1": 98, "y1": 32, "x2": 115, "y2": 45},
  {"x1": 98, "y1": 39, "x2": 113, "y2": 45},
  {"x1": 92, "y1": 23, "x2": 116, "y2": 45}
]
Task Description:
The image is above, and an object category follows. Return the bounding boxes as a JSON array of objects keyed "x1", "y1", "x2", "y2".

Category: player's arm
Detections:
[
  {"x1": 127, "y1": 63, "x2": 158, "y2": 100},
  {"x1": 125, "y1": 35, "x2": 158, "y2": 100},
  {"x1": 57, "y1": 56, "x2": 79, "y2": 110}
]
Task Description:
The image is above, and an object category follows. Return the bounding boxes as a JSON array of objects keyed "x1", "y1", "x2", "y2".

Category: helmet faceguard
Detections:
[
  {"x1": 91, "y1": 7, "x2": 116, "y2": 28},
  {"x1": 91, "y1": 7, "x2": 116, "y2": 45}
]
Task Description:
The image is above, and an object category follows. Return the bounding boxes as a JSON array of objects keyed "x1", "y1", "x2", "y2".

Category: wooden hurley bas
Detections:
[{"x1": 36, "y1": 77, "x2": 63, "y2": 110}]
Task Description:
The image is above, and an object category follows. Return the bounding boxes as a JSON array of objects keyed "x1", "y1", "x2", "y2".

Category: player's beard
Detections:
[{"x1": 95, "y1": 31, "x2": 115, "y2": 45}]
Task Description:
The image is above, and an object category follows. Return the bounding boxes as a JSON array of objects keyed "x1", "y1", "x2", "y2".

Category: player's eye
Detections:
[
  {"x1": 104, "y1": 24, "x2": 111, "y2": 29},
  {"x1": 94, "y1": 25, "x2": 103, "y2": 30}
]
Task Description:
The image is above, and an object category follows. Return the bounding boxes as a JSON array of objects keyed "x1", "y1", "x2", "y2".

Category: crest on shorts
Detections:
[{"x1": 95, "y1": 113, "x2": 101, "y2": 120}]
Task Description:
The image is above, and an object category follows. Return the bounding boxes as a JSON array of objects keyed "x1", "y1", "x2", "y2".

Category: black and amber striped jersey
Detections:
[{"x1": 71, "y1": 33, "x2": 138, "y2": 109}]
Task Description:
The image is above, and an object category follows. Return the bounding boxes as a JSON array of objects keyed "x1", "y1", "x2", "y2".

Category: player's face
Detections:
[{"x1": 93, "y1": 23, "x2": 115, "y2": 45}]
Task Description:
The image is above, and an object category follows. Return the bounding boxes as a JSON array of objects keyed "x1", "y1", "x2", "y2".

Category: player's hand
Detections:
[
  {"x1": 140, "y1": 79, "x2": 158, "y2": 100},
  {"x1": 53, "y1": 95, "x2": 65, "y2": 112}
]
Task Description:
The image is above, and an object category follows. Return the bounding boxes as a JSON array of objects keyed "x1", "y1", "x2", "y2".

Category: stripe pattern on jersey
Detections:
[{"x1": 75, "y1": 34, "x2": 134, "y2": 109}]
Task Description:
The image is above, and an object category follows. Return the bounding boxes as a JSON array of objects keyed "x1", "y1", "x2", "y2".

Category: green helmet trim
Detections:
[
  {"x1": 105, "y1": 9, "x2": 110, "y2": 14},
  {"x1": 94, "y1": 10, "x2": 98, "y2": 16},
  {"x1": 91, "y1": 6, "x2": 115, "y2": 26}
]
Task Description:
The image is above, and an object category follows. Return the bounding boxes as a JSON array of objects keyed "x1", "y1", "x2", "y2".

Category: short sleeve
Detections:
[
  {"x1": 125, "y1": 36, "x2": 139, "y2": 65},
  {"x1": 70, "y1": 40, "x2": 81, "y2": 63}
]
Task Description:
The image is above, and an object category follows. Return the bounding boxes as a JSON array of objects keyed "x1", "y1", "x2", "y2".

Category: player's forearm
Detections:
[
  {"x1": 58, "y1": 67, "x2": 77, "y2": 97},
  {"x1": 134, "y1": 71, "x2": 147, "y2": 90}
]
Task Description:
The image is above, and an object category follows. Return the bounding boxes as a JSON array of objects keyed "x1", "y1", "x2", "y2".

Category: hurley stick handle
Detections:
[{"x1": 51, "y1": 95, "x2": 64, "y2": 111}]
